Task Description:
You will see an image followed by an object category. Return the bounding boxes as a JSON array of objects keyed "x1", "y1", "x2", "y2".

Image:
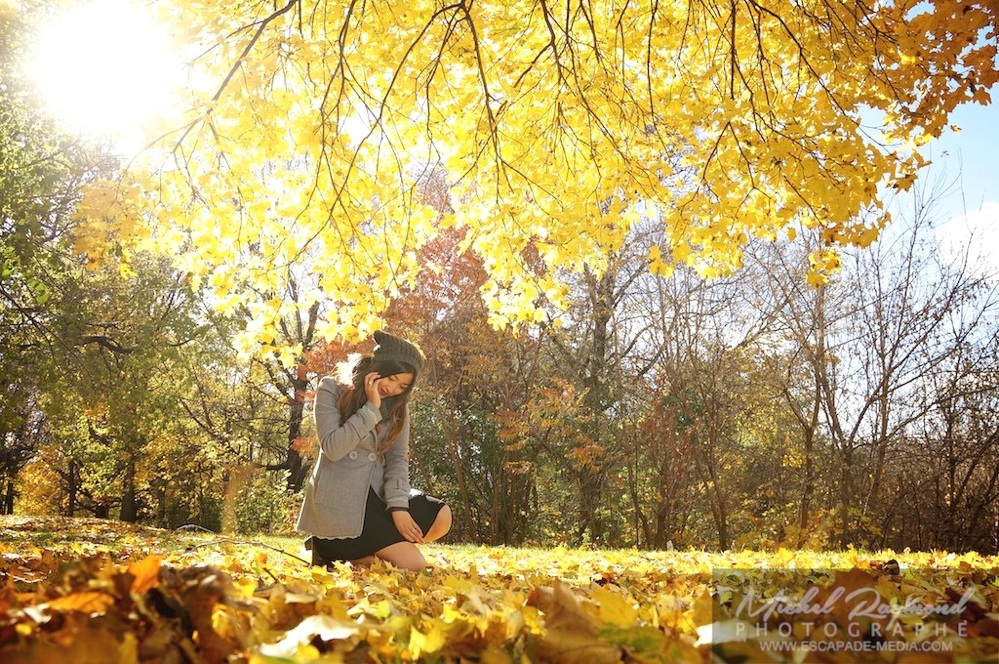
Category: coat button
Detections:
[
  {"x1": 367, "y1": 453, "x2": 377, "y2": 461},
  {"x1": 348, "y1": 451, "x2": 358, "y2": 459}
]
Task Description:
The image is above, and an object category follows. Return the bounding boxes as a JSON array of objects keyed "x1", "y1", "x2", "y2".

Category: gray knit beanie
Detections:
[{"x1": 372, "y1": 330, "x2": 425, "y2": 374}]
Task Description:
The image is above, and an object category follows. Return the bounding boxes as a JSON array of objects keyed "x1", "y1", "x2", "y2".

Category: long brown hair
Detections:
[{"x1": 337, "y1": 355, "x2": 417, "y2": 454}]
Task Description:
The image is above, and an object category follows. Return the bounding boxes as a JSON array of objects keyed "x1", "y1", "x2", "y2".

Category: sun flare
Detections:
[{"x1": 27, "y1": 0, "x2": 183, "y2": 150}]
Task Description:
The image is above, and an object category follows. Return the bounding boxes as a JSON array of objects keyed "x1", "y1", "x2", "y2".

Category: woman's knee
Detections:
[{"x1": 426, "y1": 504, "x2": 452, "y2": 542}]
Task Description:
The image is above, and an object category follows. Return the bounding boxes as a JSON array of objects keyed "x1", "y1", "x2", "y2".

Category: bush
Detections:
[{"x1": 232, "y1": 470, "x2": 296, "y2": 535}]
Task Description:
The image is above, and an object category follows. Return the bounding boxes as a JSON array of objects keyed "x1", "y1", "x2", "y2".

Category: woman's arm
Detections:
[
  {"x1": 381, "y1": 412, "x2": 412, "y2": 509},
  {"x1": 314, "y1": 377, "x2": 382, "y2": 461}
]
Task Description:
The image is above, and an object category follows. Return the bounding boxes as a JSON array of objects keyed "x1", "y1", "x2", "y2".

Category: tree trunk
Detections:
[
  {"x1": 2, "y1": 478, "x2": 14, "y2": 514},
  {"x1": 120, "y1": 456, "x2": 138, "y2": 522},
  {"x1": 446, "y1": 417, "x2": 475, "y2": 541},
  {"x1": 708, "y1": 462, "x2": 729, "y2": 550},
  {"x1": 67, "y1": 459, "x2": 78, "y2": 517},
  {"x1": 839, "y1": 444, "x2": 854, "y2": 547},
  {"x1": 797, "y1": 425, "x2": 815, "y2": 547},
  {"x1": 284, "y1": 299, "x2": 321, "y2": 493},
  {"x1": 693, "y1": 444, "x2": 729, "y2": 550},
  {"x1": 284, "y1": 373, "x2": 310, "y2": 492}
]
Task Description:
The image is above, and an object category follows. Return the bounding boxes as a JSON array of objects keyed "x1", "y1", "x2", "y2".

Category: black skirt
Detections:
[{"x1": 311, "y1": 488, "x2": 447, "y2": 564}]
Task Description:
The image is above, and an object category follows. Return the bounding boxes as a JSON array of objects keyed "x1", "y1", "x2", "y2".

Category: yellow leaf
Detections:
[
  {"x1": 128, "y1": 555, "x2": 161, "y2": 594},
  {"x1": 592, "y1": 585, "x2": 638, "y2": 627},
  {"x1": 409, "y1": 622, "x2": 448, "y2": 659},
  {"x1": 47, "y1": 591, "x2": 115, "y2": 614},
  {"x1": 527, "y1": 582, "x2": 624, "y2": 663}
]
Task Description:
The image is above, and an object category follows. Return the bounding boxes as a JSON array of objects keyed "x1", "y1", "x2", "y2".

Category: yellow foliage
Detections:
[{"x1": 65, "y1": 0, "x2": 999, "y2": 355}]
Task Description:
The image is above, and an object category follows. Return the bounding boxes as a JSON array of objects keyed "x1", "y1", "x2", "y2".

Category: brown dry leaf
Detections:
[
  {"x1": 527, "y1": 581, "x2": 626, "y2": 664},
  {"x1": 157, "y1": 566, "x2": 239, "y2": 664},
  {"x1": 797, "y1": 567, "x2": 891, "y2": 639}
]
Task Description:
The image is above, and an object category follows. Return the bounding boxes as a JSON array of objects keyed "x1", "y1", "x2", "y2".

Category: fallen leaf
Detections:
[
  {"x1": 128, "y1": 555, "x2": 161, "y2": 595},
  {"x1": 591, "y1": 584, "x2": 638, "y2": 627},
  {"x1": 257, "y1": 613, "x2": 361, "y2": 658},
  {"x1": 46, "y1": 591, "x2": 115, "y2": 614},
  {"x1": 527, "y1": 581, "x2": 626, "y2": 663}
]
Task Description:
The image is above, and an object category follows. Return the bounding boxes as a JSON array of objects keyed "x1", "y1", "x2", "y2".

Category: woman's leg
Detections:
[
  {"x1": 312, "y1": 536, "x2": 376, "y2": 569},
  {"x1": 368, "y1": 499, "x2": 452, "y2": 570},
  {"x1": 374, "y1": 505, "x2": 450, "y2": 570},
  {"x1": 374, "y1": 541, "x2": 426, "y2": 570},
  {"x1": 424, "y1": 504, "x2": 452, "y2": 542}
]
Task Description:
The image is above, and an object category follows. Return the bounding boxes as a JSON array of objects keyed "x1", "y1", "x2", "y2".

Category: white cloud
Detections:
[{"x1": 937, "y1": 201, "x2": 999, "y2": 279}]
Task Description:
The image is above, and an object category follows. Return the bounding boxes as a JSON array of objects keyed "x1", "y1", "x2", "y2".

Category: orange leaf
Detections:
[
  {"x1": 47, "y1": 591, "x2": 115, "y2": 614},
  {"x1": 129, "y1": 554, "x2": 162, "y2": 594}
]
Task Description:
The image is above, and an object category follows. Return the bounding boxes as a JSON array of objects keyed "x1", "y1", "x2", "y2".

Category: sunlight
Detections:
[{"x1": 26, "y1": 0, "x2": 183, "y2": 151}]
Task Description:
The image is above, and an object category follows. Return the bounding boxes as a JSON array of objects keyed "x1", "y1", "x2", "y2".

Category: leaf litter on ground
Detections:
[{"x1": 0, "y1": 515, "x2": 997, "y2": 662}]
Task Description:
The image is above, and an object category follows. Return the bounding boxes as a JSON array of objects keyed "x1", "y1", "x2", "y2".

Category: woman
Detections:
[{"x1": 297, "y1": 330, "x2": 452, "y2": 570}]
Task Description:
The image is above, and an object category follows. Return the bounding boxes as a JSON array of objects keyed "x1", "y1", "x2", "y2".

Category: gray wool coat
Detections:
[{"x1": 295, "y1": 376, "x2": 412, "y2": 539}]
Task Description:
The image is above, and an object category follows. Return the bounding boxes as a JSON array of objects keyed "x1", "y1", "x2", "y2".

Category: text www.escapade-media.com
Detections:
[{"x1": 756, "y1": 638, "x2": 954, "y2": 655}]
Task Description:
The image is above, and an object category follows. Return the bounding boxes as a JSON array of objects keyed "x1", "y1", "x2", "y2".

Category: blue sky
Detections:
[
  {"x1": 912, "y1": 90, "x2": 999, "y2": 275},
  {"x1": 923, "y1": 95, "x2": 999, "y2": 218}
]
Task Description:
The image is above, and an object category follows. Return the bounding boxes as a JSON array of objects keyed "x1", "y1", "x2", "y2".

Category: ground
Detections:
[{"x1": 1, "y1": 515, "x2": 996, "y2": 662}]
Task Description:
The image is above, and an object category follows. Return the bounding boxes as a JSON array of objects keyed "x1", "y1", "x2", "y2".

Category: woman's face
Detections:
[{"x1": 375, "y1": 372, "x2": 415, "y2": 399}]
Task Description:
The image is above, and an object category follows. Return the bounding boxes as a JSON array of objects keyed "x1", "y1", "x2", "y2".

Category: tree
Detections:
[
  {"x1": 196, "y1": 268, "x2": 324, "y2": 494},
  {"x1": 1, "y1": 5, "x2": 105, "y2": 305},
  {"x1": 746, "y1": 170, "x2": 999, "y2": 550},
  {"x1": 824, "y1": 209, "x2": 995, "y2": 545},
  {"x1": 1, "y1": 5, "x2": 114, "y2": 512},
  {"x1": 29, "y1": 252, "x2": 211, "y2": 522},
  {"x1": 628, "y1": 387, "x2": 699, "y2": 549},
  {"x1": 384, "y1": 227, "x2": 548, "y2": 545},
  {"x1": 745, "y1": 237, "x2": 843, "y2": 548},
  {"x1": 66, "y1": 0, "x2": 997, "y2": 353},
  {"x1": 909, "y1": 344, "x2": 999, "y2": 552}
]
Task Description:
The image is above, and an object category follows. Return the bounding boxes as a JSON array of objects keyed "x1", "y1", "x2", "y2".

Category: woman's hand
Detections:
[
  {"x1": 391, "y1": 510, "x2": 424, "y2": 543},
  {"x1": 364, "y1": 372, "x2": 382, "y2": 409}
]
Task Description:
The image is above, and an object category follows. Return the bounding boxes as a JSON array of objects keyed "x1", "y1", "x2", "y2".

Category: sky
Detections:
[
  {"x1": 926, "y1": 95, "x2": 999, "y2": 216},
  {"x1": 917, "y1": 92, "x2": 999, "y2": 275}
]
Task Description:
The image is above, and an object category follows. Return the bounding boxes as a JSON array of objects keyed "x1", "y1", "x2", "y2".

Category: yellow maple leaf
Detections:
[
  {"x1": 128, "y1": 555, "x2": 161, "y2": 594},
  {"x1": 591, "y1": 584, "x2": 638, "y2": 627}
]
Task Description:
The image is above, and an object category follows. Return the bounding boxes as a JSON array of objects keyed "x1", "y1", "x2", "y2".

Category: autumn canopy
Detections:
[{"x1": 73, "y1": 0, "x2": 998, "y2": 358}]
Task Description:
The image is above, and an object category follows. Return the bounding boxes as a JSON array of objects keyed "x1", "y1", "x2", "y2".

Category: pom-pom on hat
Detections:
[{"x1": 372, "y1": 330, "x2": 425, "y2": 374}]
